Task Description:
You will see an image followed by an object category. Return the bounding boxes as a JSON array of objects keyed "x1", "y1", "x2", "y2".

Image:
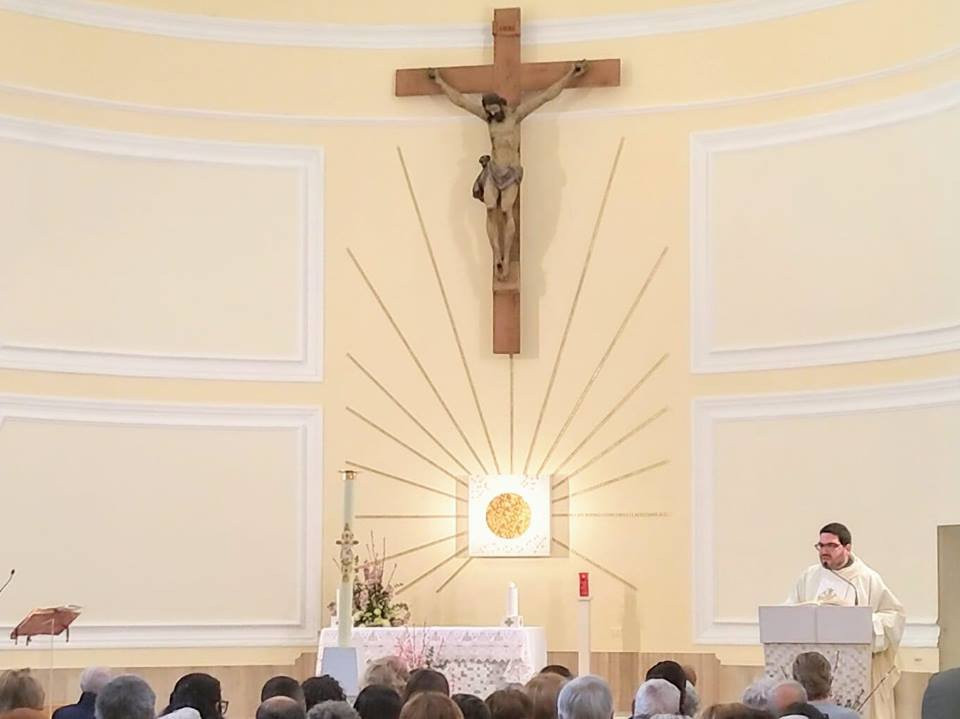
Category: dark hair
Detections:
[
  {"x1": 262, "y1": 677, "x2": 305, "y2": 706},
  {"x1": 302, "y1": 677, "x2": 345, "y2": 709},
  {"x1": 452, "y1": 695, "x2": 490, "y2": 719},
  {"x1": 485, "y1": 689, "x2": 532, "y2": 719},
  {"x1": 781, "y1": 702, "x2": 826, "y2": 719},
  {"x1": 538, "y1": 666, "x2": 573, "y2": 680},
  {"x1": 644, "y1": 661, "x2": 686, "y2": 711},
  {"x1": 402, "y1": 669, "x2": 449, "y2": 702},
  {"x1": 481, "y1": 93, "x2": 507, "y2": 108},
  {"x1": 819, "y1": 523, "x2": 851, "y2": 546},
  {"x1": 256, "y1": 697, "x2": 306, "y2": 719},
  {"x1": 354, "y1": 686, "x2": 402, "y2": 719},
  {"x1": 163, "y1": 673, "x2": 223, "y2": 719},
  {"x1": 699, "y1": 704, "x2": 774, "y2": 719}
]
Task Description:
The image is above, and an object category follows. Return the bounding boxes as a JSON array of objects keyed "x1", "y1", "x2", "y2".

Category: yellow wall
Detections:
[{"x1": 0, "y1": 0, "x2": 958, "y2": 676}]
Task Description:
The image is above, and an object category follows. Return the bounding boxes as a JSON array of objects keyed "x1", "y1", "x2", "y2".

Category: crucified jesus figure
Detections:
[{"x1": 428, "y1": 61, "x2": 587, "y2": 280}]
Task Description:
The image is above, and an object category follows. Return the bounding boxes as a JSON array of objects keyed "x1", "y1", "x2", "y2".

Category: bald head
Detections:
[
  {"x1": 257, "y1": 697, "x2": 306, "y2": 719},
  {"x1": 770, "y1": 681, "x2": 808, "y2": 713}
]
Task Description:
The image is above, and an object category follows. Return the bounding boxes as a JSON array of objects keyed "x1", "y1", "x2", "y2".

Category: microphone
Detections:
[
  {"x1": 0, "y1": 569, "x2": 14, "y2": 597},
  {"x1": 824, "y1": 564, "x2": 859, "y2": 606}
]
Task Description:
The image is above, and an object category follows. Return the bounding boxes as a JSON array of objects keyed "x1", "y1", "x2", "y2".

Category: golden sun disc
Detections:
[{"x1": 485, "y1": 492, "x2": 532, "y2": 539}]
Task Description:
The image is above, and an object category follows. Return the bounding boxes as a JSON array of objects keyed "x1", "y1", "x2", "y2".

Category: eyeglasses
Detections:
[
  {"x1": 814, "y1": 542, "x2": 842, "y2": 551},
  {"x1": 217, "y1": 701, "x2": 229, "y2": 716}
]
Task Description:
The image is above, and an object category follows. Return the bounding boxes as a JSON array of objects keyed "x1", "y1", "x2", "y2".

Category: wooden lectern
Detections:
[
  {"x1": 759, "y1": 605, "x2": 873, "y2": 712},
  {"x1": 10, "y1": 606, "x2": 81, "y2": 644}
]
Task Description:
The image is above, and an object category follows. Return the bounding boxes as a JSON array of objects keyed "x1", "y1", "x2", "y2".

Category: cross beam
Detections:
[{"x1": 396, "y1": 8, "x2": 620, "y2": 354}]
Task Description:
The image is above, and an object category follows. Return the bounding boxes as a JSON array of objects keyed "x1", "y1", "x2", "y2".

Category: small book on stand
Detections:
[{"x1": 10, "y1": 606, "x2": 82, "y2": 645}]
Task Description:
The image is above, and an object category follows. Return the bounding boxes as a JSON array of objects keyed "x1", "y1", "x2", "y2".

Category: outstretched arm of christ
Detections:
[
  {"x1": 515, "y1": 60, "x2": 587, "y2": 121},
  {"x1": 427, "y1": 68, "x2": 487, "y2": 120}
]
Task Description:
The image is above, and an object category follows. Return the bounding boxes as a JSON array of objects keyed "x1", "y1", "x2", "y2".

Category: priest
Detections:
[{"x1": 786, "y1": 522, "x2": 905, "y2": 719}]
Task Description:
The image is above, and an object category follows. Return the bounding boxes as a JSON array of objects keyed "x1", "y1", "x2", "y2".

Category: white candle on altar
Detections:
[
  {"x1": 337, "y1": 469, "x2": 357, "y2": 648},
  {"x1": 507, "y1": 582, "x2": 519, "y2": 617}
]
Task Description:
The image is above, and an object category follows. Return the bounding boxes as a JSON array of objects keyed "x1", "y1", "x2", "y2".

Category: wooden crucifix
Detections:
[{"x1": 395, "y1": 7, "x2": 620, "y2": 354}]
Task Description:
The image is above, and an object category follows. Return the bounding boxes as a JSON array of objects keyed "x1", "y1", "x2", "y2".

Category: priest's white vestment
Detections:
[{"x1": 787, "y1": 555, "x2": 905, "y2": 719}]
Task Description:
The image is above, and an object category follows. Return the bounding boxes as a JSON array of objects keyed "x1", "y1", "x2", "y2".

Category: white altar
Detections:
[{"x1": 318, "y1": 626, "x2": 547, "y2": 698}]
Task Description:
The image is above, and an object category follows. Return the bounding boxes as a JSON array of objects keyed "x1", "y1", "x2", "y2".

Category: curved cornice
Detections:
[
  {"x1": 0, "y1": 0, "x2": 860, "y2": 47},
  {"x1": 1, "y1": 43, "x2": 956, "y2": 125}
]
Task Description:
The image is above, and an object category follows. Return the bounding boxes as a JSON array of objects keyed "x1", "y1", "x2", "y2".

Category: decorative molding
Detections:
[
  {"x1": 0, "y1": 115, "x2": 324, "y2": 381},
  {"x1": 0, "y1": 394, "x2": 323, "y2": 647},
  {"x1": 690, "y1": 81, "x2": 960, "y2": 373},
  {"x1": 691, "y1": 376, "x2": 960, "y2": 648},
  {"x1": 0, "y1": 0, "x2": 860, "y2": 48},
  {"x1": 2, "y1": 44, "x2": 957, "y2": 126}
]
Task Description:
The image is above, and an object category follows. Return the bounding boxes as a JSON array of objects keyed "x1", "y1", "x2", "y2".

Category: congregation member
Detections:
[
  {"x1": 485, "y1": 689, "x2": 531, "y2": 719},
  {"x1": 53, "y1": 667, "x2": 111, "y2": 719},
  {"x1": 257, "y1": 698, "x2": 305, "y2": 719},
  {"x1": 0, "y1": 670, "x2": 45, "y2": 719},
  {"x1": 306, "y1": 701, "x2": 358, "y2": 719},
  {"x1": 353, "y1": 686, "x2": 402, "y2": 719},
  {"x1": 95, "y1": 676, "x2": 156, "y2": 719},
  {"x1": 160, "y1": 674, "x2": 225, "y2": 719},
  {"x1": 921, "y1": 667, "x2": 960, "y2": 719},
  {"x1": 791, "y1": 652, "x2": 860, "y2": 718},
  {"x1": 779, "y1": 703, "x2": 826, "y2": 719},
  {"x1": 452, "y1": 695, "x2": 490, "y2": 719},
  {"x1": 644, "y1": 662, "x2": 687, "y2": 713},
  {"x1": 697, "y1": 704, "x2": 772, "y2": 719},
  {"x1": 524, "y1": 672, "x2": 567, "y2": 719},
  {"x1": 741, "y1": 678, "x2": 776, "y2": 712},
  {"x1": 398, "y1": 693, "x2": 463, "y2": 719},
  {"x1": 786, "y1": 523, "x2": 904, "y2": 719},
  {"x1": 360, "y1": 658, "x2": 408, "y2": 695},
  {"x1": 262, "y1": 677, "x2": 306, "y2": 710},
  {"x1": 768, "y1": 681, "x2": 807, "y2": 715},
  {"x1": 538, "y1": 667, "x2": 573, "y2": 680},
  {"x1": 401, "y1": 669, "x2": 449, "y2": 702},
  {"x1": 631, "y1": 679, "x2": 682, "y2": 718},
  {"x1": 302, "y1": 677, "x2": 345, "y2": 711},
  {"x1": 557, "y1": 676, "x2": 613, "y2": 719}
]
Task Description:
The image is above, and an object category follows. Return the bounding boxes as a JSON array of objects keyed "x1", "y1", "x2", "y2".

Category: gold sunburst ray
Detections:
[
  {"x1": 551, "y1": 353, "x2": 668, "y2": 477},
  {"x1": 535, "y1": 246, "x2": 668, "y2": 476},
  {"x1": 397, "y1": 147, "x2": 501, "y2": 474},
  {"x1": 345, "y1": 461, "x2": 466, "y2": 502},
  {"x1": 435, "y1": 557, "x2": 475, "y2": 593},
  {"x1": 385, "y1": 532, "x2": 467, "y2": 563},
  {"x1": 347, "y1": 353, "x2": 473, "y2": 476},
  {"x1": 522, "y1": 138, "x2": 626, "y2": 475},
  {"x1": 396, "y1": 547, "x2": 469, "y2": 595},
  {"x1": 552, "y1": 538, "x2": 637, "y2": 592},
  {"x1": 553, "y1": 408, "x2": 668, "y2": 490},
  {"x1": 346, "y1": 406, "x2": 467, "y2": 488},
  {"x1": 553, "y1": 459, "x2": 670, "y2": 502},
  {"x1": 347, "y1": 247, "x2": 489, "y2": 474}
]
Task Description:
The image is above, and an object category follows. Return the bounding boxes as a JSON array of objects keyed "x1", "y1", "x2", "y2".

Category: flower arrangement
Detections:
[
  {"x1": 396, "y1": 625, "x2": 446, "y2": 670},
  {"x1": 329, "y1": 534, "x2": 411, "y2": 627}
]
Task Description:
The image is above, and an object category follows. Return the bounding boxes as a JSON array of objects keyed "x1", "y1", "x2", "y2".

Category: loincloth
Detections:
[{"x1": 472, "y1": 156, "x2": 523, "y2": 201}]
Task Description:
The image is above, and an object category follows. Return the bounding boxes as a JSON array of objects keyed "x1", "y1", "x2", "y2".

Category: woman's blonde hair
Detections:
[{"x1": 0, "y1": 669, "x2": 45, "y2": 712}]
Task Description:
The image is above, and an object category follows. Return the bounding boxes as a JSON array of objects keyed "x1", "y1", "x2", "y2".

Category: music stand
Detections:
[{"x1": 10, "y1": 607, "x2": 82, "y2": 719}]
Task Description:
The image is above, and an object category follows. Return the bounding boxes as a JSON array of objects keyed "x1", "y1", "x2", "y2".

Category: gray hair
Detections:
[
  {"x1": 741, "y1": 676, "x2": 776, "y2": 709},
  {"x1": 633, "y1": 679, "x2": 679, "y2": 717},
  {"x1": 95, "y1": 675, "x2": 156, "y2": 719},
  {"x1": 80, "y1": 668, "x2": 113, "y2": 695},
  {"x1": 306, "y1": 701, "x2": 358, "y2": 719},
  {"x1": 361, "y1": 656, "x2": 408, "y2": 694},
  {"x1": 558, "y1": 676, "x2": 613, "y2": 719},
  {"x1": 679, "y1": 681, "x2": 699, "y2": 717},
  {"x1": 770, "y1": 680, "x2": 808, "y2": 712}
]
